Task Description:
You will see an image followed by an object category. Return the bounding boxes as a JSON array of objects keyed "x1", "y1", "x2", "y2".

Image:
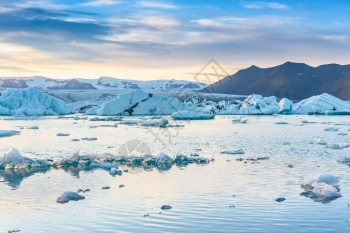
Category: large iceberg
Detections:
[
  {"x1": 97, "y1": 90, "x2": 186, "y2": 116},
  {"x1": 292, "y1": 93, "x2": 350, "y2": 115},
  {"x1": 0, "y1": 87, "x2": 70, "y2": 116}
]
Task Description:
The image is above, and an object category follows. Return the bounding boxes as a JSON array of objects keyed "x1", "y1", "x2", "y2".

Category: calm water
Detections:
[{"x1": 1, "y1": 115, "x2": 350, "y2": 232}]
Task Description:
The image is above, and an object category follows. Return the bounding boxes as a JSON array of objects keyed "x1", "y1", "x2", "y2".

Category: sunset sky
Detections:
[{"x1": 1, "y1": 0, "x2": 350, "y2": 82}]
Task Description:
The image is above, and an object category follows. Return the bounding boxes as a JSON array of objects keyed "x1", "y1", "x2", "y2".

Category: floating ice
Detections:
[
  {"x1": 324, "y1": 127, "x2": 339, "y2": 131},
  {"x1": 161, "y1": 205, "x2": 172, "y2": 210},
  {"x1": 314, "y1": 139, "x2": 326, "y2": 145},
  {"x1": 0, "y1": 87, "x2": 70, "y2": 116},
  {"x1": 81, "y1": 137, "x2": 97, "y2": 141},
  {"x1": 156, "y1": 152, "x2": 173, "y2": 168},
  {"x1": 232, "y1": 118, "x2": 248, "y2": 124},
  {"x1": 171, "y1": 110, "x2": 215, "y2": 120},
  {"x1": 0, "y1": 130, "x2": 20, "y2": 138},
  {"x1": 275, "y1": 121, "x2": 288, "y2": 125},
  {"x1": 220, "y1": 149, "x2": 245, "y2": 155},
  {"x1": 56, "y1": 133, "x2": 70, "y2": 136},
  {"x1": 56, "y1": 191, "x2": 85, "y2": 204},
  {"x1": 301, "y1": 174, "x2": 341, "y2": 203},
  {"x1": 326, "y1": 143, "x2": 349, "y2": 149},
  {"x1": 0, "y1": 148, "x2": 49, "y2": 170},
  {"x1": 140, "y1": 117, "x2": 169, "y2": 127}
]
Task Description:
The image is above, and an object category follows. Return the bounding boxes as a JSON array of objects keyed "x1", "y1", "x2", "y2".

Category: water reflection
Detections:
[{"x1": 0, "y1": 166, "x2": 50, "y2": 189}]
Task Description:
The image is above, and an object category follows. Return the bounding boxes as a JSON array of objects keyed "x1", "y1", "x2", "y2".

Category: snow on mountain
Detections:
[
  {"x1": 0, "y1": 76, "x2": 207, "y2": 91},
  {"x1": 0, "y1": 87, "x2": 70, "y2": 116},
  {"x1": 97, "y1": 89, "x2": 186, "y2": 116}
]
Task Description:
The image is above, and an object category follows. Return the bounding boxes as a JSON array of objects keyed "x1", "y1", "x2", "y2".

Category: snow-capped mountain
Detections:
[{"x1": 0, "y1": 76, "x2": 207, "y2": 91}]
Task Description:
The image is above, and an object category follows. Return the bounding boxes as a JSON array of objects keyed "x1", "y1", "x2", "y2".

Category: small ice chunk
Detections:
[
  {"x1": 275, "y1": 197, "x2": 286, "y2": 202},
  {"x1": 89, "y1": 162, "x2": 117, "y2": 170},
  {"x1": 326, "y1": 143, "x2": 341, "y2": 149},
  {"x1": 109, "y1": 167, "x2": 122, "y2": 176},
  {"x1": 156, "y1": 152, "x2": 172, "y2": 165},
  {"x1": 141, "y1": 117, "x2": 169, "y2": 127},
  {"x1": 81, "y1": 137, "x2": 97, "y2": 141},
  {"x1": 172, "y1": 111, "x2": 215, "y2": 120},
  {"x1": 119, "y1": 120, "x2": 139, "y2": 125},
  {"x1": 161, "y1": 205, "x2": 172, "y2": 210},
  {"x1": 0, "y1": 130, "x2": 20, "y2": 138},
  {"x1": 275, "y1": 121, "x2": 288, "y2": 125},
  {"x1": 315, "y1": 139, "x2": 326, "y2": 145},
  {"x1": 56, "y1": 133, "x2": 70, "y2": 136},
  {"x1": 27, "y1": 126, "x2": 39, "y2": 130},
  {"x1": 56, "y1": 191, "x2": 85, "y2": 204},
  {"x1": 102, "y1": 186, "x2": 110, "y2": 190},
  {"x1": 324, "y1": 127, "x2": 339, "y2": 132},
  {"x1": 220, "y1": 149, "x2": 245, "y2": 155}
]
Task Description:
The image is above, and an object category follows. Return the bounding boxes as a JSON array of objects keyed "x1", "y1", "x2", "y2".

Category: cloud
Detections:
[
  {"x1": 137, "y1": 1, "x2": 178, "y2": 9},
  {"x1": 0, "y1": 65, "x2": 36, "y2": 73},
  {"x1": 0, "y1": 8, "x2": 110, "y2": 42},
  {"x1": 242, "y1": 1, "x2": 288, "y2": 10},
  {"x1": 82, "y1": 0, "x2": 122, "y2": 6}
]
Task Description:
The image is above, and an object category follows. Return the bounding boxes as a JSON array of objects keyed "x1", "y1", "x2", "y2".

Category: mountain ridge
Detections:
[
  {"x1": 0, "y1": 76, "x2": 208, "y2": 92},
  {"x1": 202, "y1": 62, "x2": 350, "y2": 100}
]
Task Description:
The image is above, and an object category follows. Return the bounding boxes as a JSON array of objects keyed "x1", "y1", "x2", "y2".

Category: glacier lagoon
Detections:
[{"x1": 1, "y1": 115, "x2": 350, "y2": 233}]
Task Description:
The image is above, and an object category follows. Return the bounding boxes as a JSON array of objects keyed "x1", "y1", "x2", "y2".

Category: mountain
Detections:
[
  {"x1": 202, "y1": 62, "x2": 350, "y2": 100},
  {"x1": 0, "y1": 76, "x2": 207, "y2": 92}
]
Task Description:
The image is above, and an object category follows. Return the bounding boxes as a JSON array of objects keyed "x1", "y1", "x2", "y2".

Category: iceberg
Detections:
[
  {"x1": 278, "y1": 98, "x2": 293, "y2": 114},
  {"x1": 292, "y1": 93, "x2": 350, "y2": 115},
  {"x1": 0, "y1": 87, "x2": 70, "y2": 116},
  {"x1": 97, "y1": 90, "x2": 186, "y2": 116},
  {"x1": 171, "y1": 110, "x2": 215, "y2": 120}
]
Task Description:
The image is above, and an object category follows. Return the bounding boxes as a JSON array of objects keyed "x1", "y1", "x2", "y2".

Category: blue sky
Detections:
[{"x1": 0, "y1": 0, "x2": 350, "y2": 81}]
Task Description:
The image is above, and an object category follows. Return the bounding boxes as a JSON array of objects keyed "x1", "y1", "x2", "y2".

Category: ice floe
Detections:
[
  {"x1": 0, "y1": 130, "x2": 20, "y2": 138},
  {"x1": 0, "y1": 88, "x2": 70, "y2": 116},
  {"x1": 171, "y1": 110, "x2": 215, "y2": 120},
  {"x1": 140, "y1": 117, "x2": 169, "y2": 127},
  {"x1": 300, "y1": 174, "x2": 341, "y2": 203},
  {"x1": 56, "y1": 133, "x2": 70, "y2": 136},
  {"x1": 220, "y1": 149, "x2": 245, "y2": 155},
  {"x1": 56, "y1": 191, "x2": 85, "y2": 204}
]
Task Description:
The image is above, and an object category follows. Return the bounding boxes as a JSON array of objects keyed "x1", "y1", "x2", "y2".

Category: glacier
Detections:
[{"x1": 0, "y1": 88, "x2": 70, "y2": 116}]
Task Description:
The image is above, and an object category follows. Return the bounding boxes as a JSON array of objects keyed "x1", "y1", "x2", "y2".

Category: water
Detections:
[{"x1": 1, "y1": 115, "x2": 350, "y2": 232}]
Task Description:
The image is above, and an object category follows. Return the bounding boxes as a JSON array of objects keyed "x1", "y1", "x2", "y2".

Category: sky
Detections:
[{"x1": 0, "y1": 0, "x2": 350, "y2": 82}]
